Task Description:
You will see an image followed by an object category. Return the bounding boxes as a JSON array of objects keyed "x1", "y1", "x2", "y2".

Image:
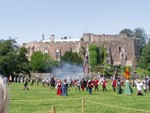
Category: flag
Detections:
[{"x1": 124, "y1": 67, "x2": 130, "y2": 79}]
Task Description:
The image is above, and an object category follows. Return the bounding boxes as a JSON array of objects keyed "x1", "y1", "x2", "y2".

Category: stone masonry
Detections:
[{"x1": 23, "y1": 33, "x2": 141, "y2": 67}]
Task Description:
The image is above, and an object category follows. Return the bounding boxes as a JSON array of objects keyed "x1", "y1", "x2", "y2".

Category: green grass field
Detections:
[{"x1": 8, "y1": 82, "x2": 150, "y2": 113}]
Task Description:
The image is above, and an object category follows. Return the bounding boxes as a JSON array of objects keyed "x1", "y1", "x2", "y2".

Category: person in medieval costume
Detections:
[
  {"x1": 117, "y1": 79, "x2": 122, "y2": 94},
  {"x1": 88, "y1": 79, "x2": 93, "y2": 94},
  {"x1": 23, "y1": 79, "x2": 29, "y2": 90},
  {"x1": 56, "y1": 80, "x2": 62, "y2": 96},
  {"x1": 62, "y1": 79, "x2": 68, "y2": 96},
  {"x1": 112, "y1": 78, "x2": 117, "y2": 92},
  {"x1": 101, "y1": 78, "x2": 107, "y2": 91},
  {"x1": 81, "y1": 78, "x2": 86, "y2": 91},
  {"x1": 124, "y1": 67, "x2": 132, "y2": 95},
  {"x1": 50, "y1": 76, "x2": 55, "y2": 89},
  {"x1": 136, "y1": 80, "x2": 143, "y2": 95},
  {"x1": 94, "y1": 78, "x2": 99, "y2": 91},
  {"x1": 76, "y1": 79, "x2": 80, "y2": 91}
]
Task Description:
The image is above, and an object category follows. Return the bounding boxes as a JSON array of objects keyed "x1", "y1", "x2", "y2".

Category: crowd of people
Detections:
[
  {"x1": 1, "y1": 74, "x2": 150, "y2": 113},
  {"x1": 3, "y1": 74, "x2": 150, "y2": 97},
  {"x1": 53, "y1": 75, "x2": 150, "y2": 96}
]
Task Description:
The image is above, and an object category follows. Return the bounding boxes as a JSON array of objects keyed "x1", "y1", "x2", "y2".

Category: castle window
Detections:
[
  {"x1": 55, "y1": 49, "x2": 60, "y2": 61},
  {"x1": 122, "y1": 53, "x2": 124, "y2": 58},
  {"x1": 44, "y1": 48, "x2": 48, "y2": 54},
  {"x1": 72, "y1": 45, "x2": 76, "y2": 52},
  {"x1": 119, "y1": 47, "x2": 121, "y2": 53}
]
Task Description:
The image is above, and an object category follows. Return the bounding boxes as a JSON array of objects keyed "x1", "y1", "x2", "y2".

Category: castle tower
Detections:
[
  {"x1": 51, "y1": 35, "x2": 55, "y2": 41},
  {"x1": 42, "y1": 34, "x2": 44, "y2": 40}
]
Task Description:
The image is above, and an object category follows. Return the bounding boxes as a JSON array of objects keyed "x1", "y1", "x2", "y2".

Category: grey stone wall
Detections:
[{"x1": 23, "y1": 33, "x2": 140, "y2": 66}]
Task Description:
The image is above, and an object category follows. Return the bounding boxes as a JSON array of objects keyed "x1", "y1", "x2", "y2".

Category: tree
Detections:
[
  {"x1": 99, "y1": 46, "x2": 107, "y2": 65},
  {"x1": 120, "y1": 28, "x2": 148, "y2": 47},
  {"x1": 138, "y1": 41, "x2": 150, "y2": 70},
  {"x1": 89, "y1": 44, "x2": 97, "y2": 66},
  {"x1": 15, "y1": 47, "x2": 30, "y2": 75},
  {"x1": 61, "y1": 51, "x2": 83, "y2": 65},
  {"x1": 119, "y1": 28, "x2": 133, "y2": 37},
  {"x1": 0, "y1": 39, "x2": 30, "y2": 77},
  {"x1": 42, "y1": 54, "x2": 54, "y2": 72},
  {"x1": 134, "y1": 28, "x2": 147, "y2": 46},
  {"x1": 88, "y1": 44, "x2": 107, "y2": 66},
  {"x1": 30, "y1": 51, "x2": 54, "y2": 72}
]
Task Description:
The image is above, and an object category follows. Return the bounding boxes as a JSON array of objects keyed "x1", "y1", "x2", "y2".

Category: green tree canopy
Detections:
[
  {"x1": 0, "y1": 39, "x2": 30, "y2": 77},
  {"x1": 89, "y1": 44, "x2": 97, "y2": 66},
  {"x1": 88, "y1": 44, "x2": 107, "y2": 66},
  {"x1": 15, "y1": 47, "x2": 30, "y2": 75},
  {"x1": 119, "y1": 28, "x2": 133, "y2": 37},
  {"x1": 138, "y1": 41, "x2": 150, "y2": 70},
  {"x1": 119, "y1": 27, "x2": 148, "y2": 47},
  {"x1": 30, "y1": 51, "x2": 54, "y2": 72},
  {"x1": 99, "y1": 46, "x2": 107, "y2": 65},
  {"x1": 61, "y1": 51, "x2": 83, "y2": 65},
  {"x1": 134, "y1": 28, "x2": 147, "y2": 46}
]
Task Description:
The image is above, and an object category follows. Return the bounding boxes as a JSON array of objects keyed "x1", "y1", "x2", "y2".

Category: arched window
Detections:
[
  {"x1": 55, "y1": 49, "x2": 60, "y2": 61},
  {"x1": 119, "y1": 46, "x2": 121, "y2": 53}
]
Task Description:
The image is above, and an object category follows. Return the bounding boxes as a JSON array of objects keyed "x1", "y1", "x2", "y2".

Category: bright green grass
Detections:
[{"x1": 8, "y1": 82, "x2": 150, "y2": 113}]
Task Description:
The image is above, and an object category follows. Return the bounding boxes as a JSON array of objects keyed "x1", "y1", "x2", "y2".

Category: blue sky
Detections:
[{"x1": 0, "y1": 0, "x2": 150, "y2": 45}]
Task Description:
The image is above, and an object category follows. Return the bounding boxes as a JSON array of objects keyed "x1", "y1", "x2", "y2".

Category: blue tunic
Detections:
[{"x1": 62, "y1": 82, "x2": 68, "y2": 96}]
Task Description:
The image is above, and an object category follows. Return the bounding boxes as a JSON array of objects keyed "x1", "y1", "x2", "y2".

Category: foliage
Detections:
[
  {"x1": 30, "y1": 51, "x2": 54, "y2": 72},
  {"x1": 61, "y1": 51, "x2": 83, "y2": 65},
  {"x1": 0, "y1": 39, "x2": 30, "y2": 77},
  {"x1": 14, "y1": 47, "x2": 30, "y2": 75},
  {"x1": 99, "y1": 46, "x2": 107, "y2": 64},
  {"x1": 135, "y1": 67, "x2": 150, "y2": 78},
  {"x1": 138, "y1": 41, "x2": 150, "y2": 70},
  {"x1": 119, "y1": 28, "x2": 133, "y2": 37},
  {"x1": 89, "y1": 44, "x2": 97, "y2": 66},
  {"x1": 119, "y1": 27, "x2": 148, "y2": 47},
  {"x1": 88, "y1": 44, "x2": 107, "y2": 66},
  {"x1": 134, "y1": 28, "x2": 147, "y2": 46}
]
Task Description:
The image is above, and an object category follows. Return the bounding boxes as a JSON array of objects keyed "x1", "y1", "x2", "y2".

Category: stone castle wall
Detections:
[
  {"x1": 24, "y1": 40, "x2": 81, "y2": 61},
  {"x1": 81, "y1": 33, "x2": 140, "y2": 66},
  {"x1": 23, "y1": 33, "x2": 140, "y2": 66}
]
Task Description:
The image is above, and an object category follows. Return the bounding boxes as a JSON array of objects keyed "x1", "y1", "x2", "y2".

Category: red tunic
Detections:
[
  {"x1": 94, "y1": 79, "x2": 99, "y2": 86},
  {"x1": 113, "y1": 80, "x2": 117, "y2": 87},
  {"x1": 102, "y1": 80, "x2": 107, "y2": 86},
  {"x1": 57, "y1": 83, "x2": 62, "y2": 95}
]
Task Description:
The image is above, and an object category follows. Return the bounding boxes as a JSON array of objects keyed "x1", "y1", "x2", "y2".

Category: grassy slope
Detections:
[{"x1": 8, "y1": 82, "x2": 150, "y2": 113}]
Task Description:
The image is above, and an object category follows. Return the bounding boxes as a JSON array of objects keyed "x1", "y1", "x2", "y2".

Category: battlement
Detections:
[{"x1": 81, "y1": 33, "x2": 136, "y2": 42}]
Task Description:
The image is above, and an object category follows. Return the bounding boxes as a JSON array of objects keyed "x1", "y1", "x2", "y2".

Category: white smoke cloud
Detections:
[{"x1": 51, "y1": 63, "x2": 85, "y2": 81}]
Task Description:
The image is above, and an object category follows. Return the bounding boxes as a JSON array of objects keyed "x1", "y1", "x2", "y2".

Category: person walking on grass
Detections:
[
  {"x1": 23, "y1": 79, "x2": 29, "y2": 90},
  {"x1": 56, "y1": 80, "x2": 62, "y2": 96},
  {"x1": 124, "y1": 67, "x2": 132, "y2": 95},
  {"x1": 88, "y1": 79, "x2": 93, "y2": 95},
  {"x1": 62, "y1": 79, "x2": 68, "y2": 96},
  {"x1": 136, "y1": 80, "x2": 143, "y2": 96},
  {"x1": 94, "y1": 78, "x2": 99, "y2": 91},
  {"x1": 117, "y1": 79, "x2": 122, "y2": 94},
  {"x1": 76, "y1": 79, "x2": 80, "y2": 91},
  {"x1": 102, "y1": 78, "x2": 107, "y2": 91},
  {"x1": 112, "y1": 78, "x2": 117, "y2": 92}
]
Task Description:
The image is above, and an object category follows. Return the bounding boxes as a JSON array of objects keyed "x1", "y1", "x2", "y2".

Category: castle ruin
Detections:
[{"x1": 23, "y1": 33, "x2": 141, "y2": 67}]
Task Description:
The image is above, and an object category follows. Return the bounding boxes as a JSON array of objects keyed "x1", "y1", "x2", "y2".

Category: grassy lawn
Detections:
[{"x1": 8, "y1": 82, "x2": 150, "y2": 113}]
